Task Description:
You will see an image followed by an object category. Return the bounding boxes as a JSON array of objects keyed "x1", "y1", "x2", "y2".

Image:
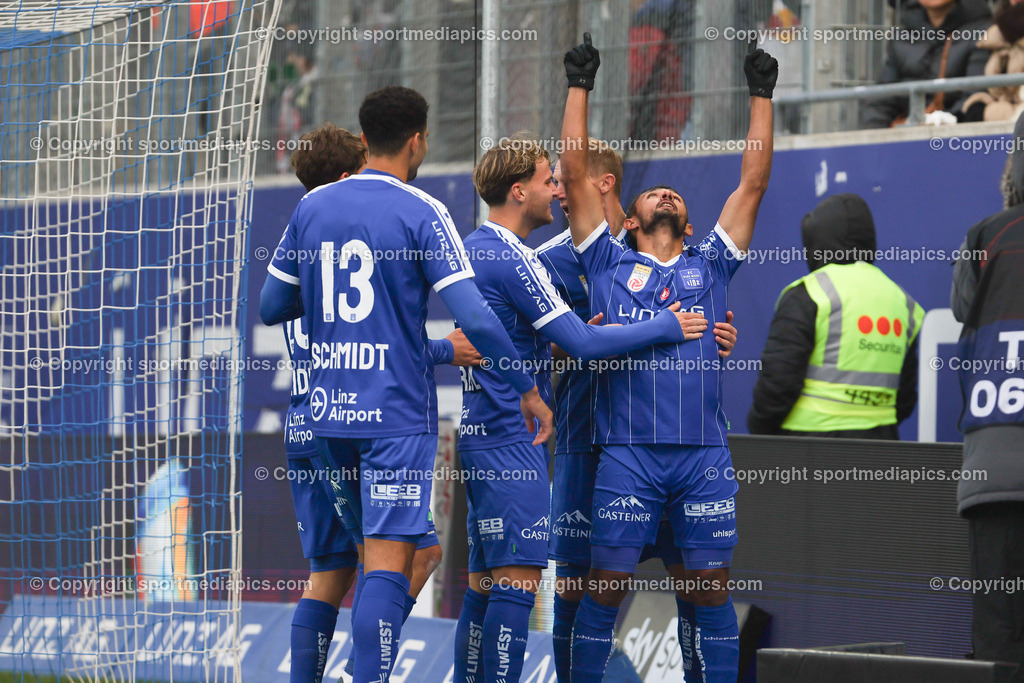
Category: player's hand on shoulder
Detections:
[
  {"x1": 715, "y1": 310, "x2": 738, "y2": 357},
  {"x1": 668, "y1": 301, "x2": 707, "y2": 340},
  {"x1": 564, "y1": 32, "x2": 601, "y2": 91},
  {"x1": 446, "y1": 328, "x2": 483, "y2": 367},
  {"x1": 744, "y1": 38, "x2": 779, "y2": 99},
  {"x1": 520, "y1": 387, "x2": 554, "y2": 446}
]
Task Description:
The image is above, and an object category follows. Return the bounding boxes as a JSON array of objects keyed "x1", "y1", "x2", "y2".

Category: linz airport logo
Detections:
[
  {"x1": 598, "y1": 495, "x2": 652, "y2": 522},
  {"x1": 310, "y1": 386, "x2": 328, "y2": 421}
]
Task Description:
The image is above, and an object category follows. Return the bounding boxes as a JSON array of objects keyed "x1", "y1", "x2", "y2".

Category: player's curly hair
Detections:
[
  {"x1": 473, "y1": 133, "x2": 551, "y2": 207},
  {"x1": 290, "y1": 123, "x2": 367, "y2": 192},
  {"x1": 358, "y1": 86, "x2": 429, "y2": 157}
]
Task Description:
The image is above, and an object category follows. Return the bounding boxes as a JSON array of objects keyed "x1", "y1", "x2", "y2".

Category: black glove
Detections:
[
  {"x1": 564, "y1": 32, "x2": 601, "y2": 91},
  {"x1": 744, "y1": 38, "x2": 779, "y2": 99}
]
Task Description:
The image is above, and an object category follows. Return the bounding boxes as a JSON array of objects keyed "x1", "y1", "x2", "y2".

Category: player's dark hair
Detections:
[
  {"x1": 358, "y1": 86, "x2": 429, "y2": 157},
  {"x1": 624, "y1": 185, "x2": 682, "y2": 250},
  {"x1": 624, "y1": 185, "x2": 680, "y2": 219},
  {"x1": 473, "y1": 134, "x2": 551, "y2": 207},
  {"x1": 290, "y1": 123, "x2": 367, "y2": 192}
]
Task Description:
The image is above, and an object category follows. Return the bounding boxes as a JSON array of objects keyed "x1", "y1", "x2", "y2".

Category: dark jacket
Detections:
[
  {"x1": 862, "y1": 0, "x2": 992, "y2": 128},
  {"x1": 951, "y1": 116, "x2": 1024, "y2": 513},
  {"x1": 747, "y1": 194, "x2": 918, "y2": 436}
]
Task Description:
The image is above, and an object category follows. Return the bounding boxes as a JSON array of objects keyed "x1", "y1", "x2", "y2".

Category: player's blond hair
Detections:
[
  {"x1": 474, "y1": 132, "x2": 551, "y2": 207},
  {"x1": 585, "y1": 139, "x2": 623, "y2": 198}
]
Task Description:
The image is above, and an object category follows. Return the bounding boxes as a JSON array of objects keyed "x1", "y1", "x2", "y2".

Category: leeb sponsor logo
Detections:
[{"x1": 683, "y1": 498, "x2": 736, "y2": 518}]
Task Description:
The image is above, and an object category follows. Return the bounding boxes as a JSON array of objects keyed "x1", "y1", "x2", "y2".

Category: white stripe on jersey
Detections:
[
  {"x1": 536, "y1": 228, "x2": 573, "y2": 254},
  {"x1": 483, "y1": 221, "x2": 571, "y2": 328},
  {"x1": 268, "y1": 262, "x2": 299, "y2": 285},
  {"x1": 574, "y1": 220, "x2": 610, "y2": 254},
  {"x1": 346, "y1": 173, "x2": 475, "y2": 279},
  {"x1": 713, "y1": 223, "x2": 748, "y2": 261},
  {"x1": 536, "y1": 230, "x2": 578, "y2": 302}
]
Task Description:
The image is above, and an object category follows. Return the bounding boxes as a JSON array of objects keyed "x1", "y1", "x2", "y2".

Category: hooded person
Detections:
[
  {"x1": 747, "y1": 193, "x2": 924, "y2": 438},
  {"x1": 951, "y1": 111, "x2": 1024, "y2": 676}
]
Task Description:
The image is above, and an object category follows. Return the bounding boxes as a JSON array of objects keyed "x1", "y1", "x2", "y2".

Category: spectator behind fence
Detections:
[
  {"x1": 951, "y1": 112, "x2": 1024, "y2": 678},
  {"x1": 629, "y1": 0, "x2": 691, "y2": 141},
  {"x1": 862, "y1": 0, "x2": 991, "y2": 128},
  {"x1": 748, "y1": 194, "x2": 924, "y2": 438},
  {"x1": 961, "y1": 0, "x2": 1024, "y2": 121}
]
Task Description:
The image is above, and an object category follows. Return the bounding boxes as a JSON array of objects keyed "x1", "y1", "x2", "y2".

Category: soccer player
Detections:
[
  {"x1": 559, "y1": 35, "x2": 776, "y2": 683},
  {"x1": 265, "y1": 123, "x2": 481, "y2": 683},
  {"x1": 452, "y1": 136, "x2": 707, "y2": 683},
  {"x1": 261, "y1": 86, "x2": 552, "y2": 683},
  {"x1": 538, "y1": 150, "x2": 738, "y2": 683}
]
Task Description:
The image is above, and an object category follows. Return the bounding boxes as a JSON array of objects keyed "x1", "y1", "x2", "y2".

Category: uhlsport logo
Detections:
[
  {"x1": 553, "y1": 509, "x2": 591, "y2": 538},
  {"x1": 597, "y1": 495, "x2": 652, "y2": 522},
  {"x1": 521, "y1": 515, "x2": 549, "y2": 541}
]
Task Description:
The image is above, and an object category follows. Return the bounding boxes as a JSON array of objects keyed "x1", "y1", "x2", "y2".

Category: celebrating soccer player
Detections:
[
  {"x1": 538, "y1": 147, "x2": 739, "y2": 683},
  {"x1": 452, "y1": 135, "x2": 708, "y2": 683},
  {"x1": 261, "y1": 87, "x2": 552, "y2": 683},
  {"x1": 559, "y1": 34, "x2": 776, "y2": 683},
  {"x1": 263, "y1": 123, "x2": 484, "y2": 683}
]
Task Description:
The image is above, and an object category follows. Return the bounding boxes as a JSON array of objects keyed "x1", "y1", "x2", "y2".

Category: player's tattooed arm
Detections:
[
  {"x1": 561, "y1": 33, "x2": 607, "y2": 248},
  {"x1": 717, "y1": 39, "x2": 777, "y2": 254}
]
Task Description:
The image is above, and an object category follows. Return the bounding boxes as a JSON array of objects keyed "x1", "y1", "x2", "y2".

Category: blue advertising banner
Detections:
[{"x1": 0, "y1": 596, "x2": 560, "y2": 682}]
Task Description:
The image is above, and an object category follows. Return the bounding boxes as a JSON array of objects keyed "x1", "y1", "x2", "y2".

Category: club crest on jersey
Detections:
[
  {"x1": 681, "y1": 268, "x2": 703, "y2": 290},
  {"x1": 660, "y1": 286, "x2": 670, "y2": 301},
  {"x1": 627, "y1": 264, "x2": 653, "y2": 292}
]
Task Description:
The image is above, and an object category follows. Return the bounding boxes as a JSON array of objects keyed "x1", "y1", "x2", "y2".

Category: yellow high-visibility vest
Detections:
[{"x1": 780, "y1": 261, "x2": 925, "y2": 432}]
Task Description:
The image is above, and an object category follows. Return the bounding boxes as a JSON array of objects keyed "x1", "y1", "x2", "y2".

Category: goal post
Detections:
[{"x1": 0, "y1": 1, "x2": 281, "y2": 680}]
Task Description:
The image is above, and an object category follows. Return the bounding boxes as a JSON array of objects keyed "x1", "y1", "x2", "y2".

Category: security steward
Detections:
[{"x1": 748, "y1": 193, "x2": 924, "y2": 438}]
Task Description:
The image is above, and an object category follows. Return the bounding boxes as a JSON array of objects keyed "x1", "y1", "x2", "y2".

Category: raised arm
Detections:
[
  {"x1": 717, "y1": 40, "x2": 777, "y2": 253},
  {"x1": 561, "y1": 33, "x2": 607, "y2": 248}
]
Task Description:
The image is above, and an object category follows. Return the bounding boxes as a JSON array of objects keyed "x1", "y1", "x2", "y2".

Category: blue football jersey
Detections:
[
  {"x1": 458, "y1": 221, "x2": 571, "y2": 450},
  {"x1": 283, "y1": 317, "x2": 316, "y2": 458},
  {"x1": 537, "y1": 228, "x2": 600, "y2": 455},
  {"x1": 268, "y1": 170, "x2": 474, "y2": 438},
  {"x1": 577, "y1": 222, "x2": 745, "y2": 445}
]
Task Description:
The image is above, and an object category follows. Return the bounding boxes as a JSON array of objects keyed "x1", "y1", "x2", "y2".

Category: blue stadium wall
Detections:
[{"x1": 246, "y1": 131, "x2": 1007, "y2": 443}]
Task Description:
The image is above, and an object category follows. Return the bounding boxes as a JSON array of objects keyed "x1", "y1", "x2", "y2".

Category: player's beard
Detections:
[
  {"x1": 640, "y1": 209, "x2": 687, "y2": 241},
  {"x1": 407, "y1": 164, "x2": 419, "y2": 182}
]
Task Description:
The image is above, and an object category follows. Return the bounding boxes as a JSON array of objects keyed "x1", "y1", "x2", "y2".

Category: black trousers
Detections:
[
  {"x1": 965, "y1": 501, "x2": 1024, "y2": 680},
  {"x1": 780, "y1": 423, "x2": 900, "y2": 440}
]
